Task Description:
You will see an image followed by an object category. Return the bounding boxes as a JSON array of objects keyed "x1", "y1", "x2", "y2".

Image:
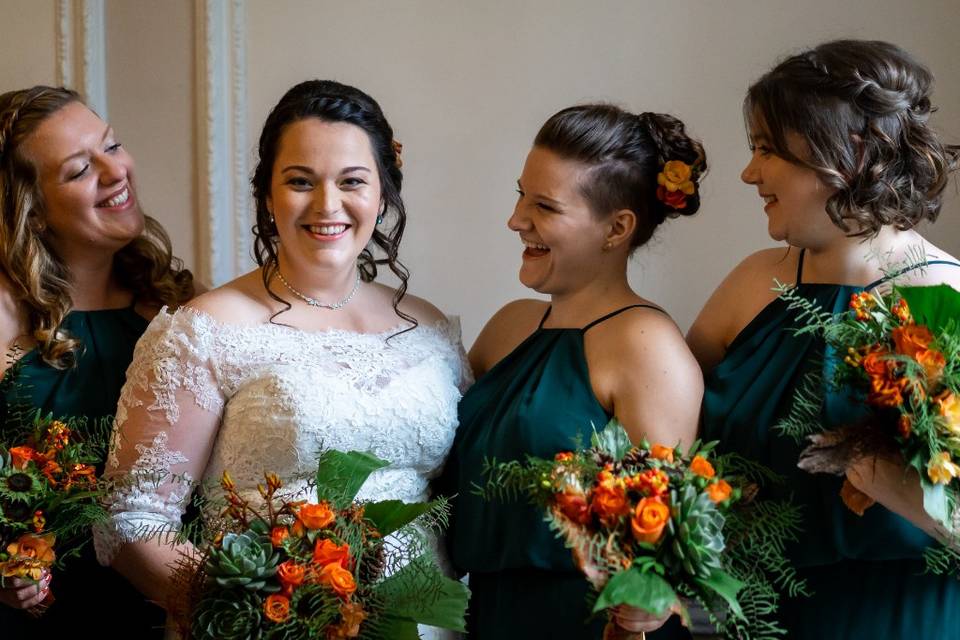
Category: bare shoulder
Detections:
[
  {"x1": 587, "y1": 305, "x2": 696, "y2": 372},
  {"x1": 393, "y1": 288, "x2": 448, "y2": 325},
  {"x1": 470, "y1": 298, "x2": 548, "y2": 377},
  {"x1": 908, "y1": 243, "x2": 960, "y2": 289},
  {"x1": 185, "y1": 270, "x2": 273, "y2": 323}
]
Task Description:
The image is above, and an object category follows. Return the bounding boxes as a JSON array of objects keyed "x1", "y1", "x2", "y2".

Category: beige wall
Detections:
[
  {"x1": 3, "y1": 1, "x2": 960, "y2": 346},
  {"x1": 0, "y1": 1, "x2": 56, "y2": 88}
]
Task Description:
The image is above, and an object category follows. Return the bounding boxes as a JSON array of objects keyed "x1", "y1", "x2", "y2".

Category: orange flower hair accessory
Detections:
[
  {"x1": 656, "y1": 160, "x2": 697, "y2": 210},
  {"x1": 391, "y1": 139, "x2": 403, "y2": 168}
]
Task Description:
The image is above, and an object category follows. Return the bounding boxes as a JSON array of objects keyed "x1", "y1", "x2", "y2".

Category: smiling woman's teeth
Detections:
[
  {"x1": 522, "y1": 240, "x2": 549, "y2": 251},
  {"x1": 98, "y1": 188, "x2": 129, "y2": 208},
  {"x1": 307, "y1": 224, "x2": 347, "y2": 236}
]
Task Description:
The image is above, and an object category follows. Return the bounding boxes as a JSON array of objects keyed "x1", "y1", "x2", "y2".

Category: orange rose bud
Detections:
[
  {"x1": 649, "y1": 444, "x2": 674, "y2": 463},
  {"x1": 296, "y1": 502, "x2": 336, "y2": 530},
  {"x1": 554, "y1": 451, "x2": 574, "y2": 463},
  {"x1": 892, "y1": 324, "x2": 934, "y2": 359},
  {"x1": 318, "y1": 562, "x2": 357, "y2": 598},
  {"x1": 271, "y1": 526, "x2": 289, "y2": 548},
  {"x1": 690, "y1": 455, "x2": 715, "y2": 479},
  {"x1": 631, "y1": 496, "x2": 670, "y2": 544},
  {"x1": 591, "y1": 473, "x2": 631, "y2": 525},
  {"x1": 555, "y1": 487, "x2": 591, "y2": 524},
  {"x1": 264, "y1": 593, "x2": 290, "y2": 623},
  {"x1": 277, "y1": 560, "x2": 306, "y2": 592},
  {"x1": 313, "y1": 538, "x2": 352, "y2": 568},
  {"x1": 9, "y1": 446, "x2": 35, "y2": 470},
  {"x1": 706, "y1": 479, "x2": 732, "y2": 503}
]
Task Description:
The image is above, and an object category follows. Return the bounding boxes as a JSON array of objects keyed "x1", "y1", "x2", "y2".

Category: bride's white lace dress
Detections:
[{"x1": 94, "y1": 306, "x2": 470, "y2": 638}]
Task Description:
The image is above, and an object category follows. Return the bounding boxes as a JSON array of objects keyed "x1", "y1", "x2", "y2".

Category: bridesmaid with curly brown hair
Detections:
[{"x1": 689, "y1": 40, "x2": 960, "y2": 638}]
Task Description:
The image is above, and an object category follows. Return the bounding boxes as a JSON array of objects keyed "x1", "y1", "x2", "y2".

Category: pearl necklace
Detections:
[{"x1": 275, "y1": 268, "x2": 361, "y2": 310}]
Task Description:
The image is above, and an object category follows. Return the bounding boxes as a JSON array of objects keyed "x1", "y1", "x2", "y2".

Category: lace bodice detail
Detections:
[{"x1": 95, "y1": 306, "x2": 470, "y2": 564}]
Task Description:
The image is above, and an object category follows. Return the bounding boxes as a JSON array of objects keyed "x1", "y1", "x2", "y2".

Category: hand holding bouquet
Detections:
[
  {"x1": 480, "y1": 420, "x2": 805, "y2": 638},
  {"x1": 174, "y1": 450, "x2": 469, "y2": 640}
]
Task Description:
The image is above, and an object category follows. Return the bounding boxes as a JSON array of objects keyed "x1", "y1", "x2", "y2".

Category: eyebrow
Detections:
[
  {"x1": 516, "y1": 180, "x2": 564, "y2": 206},
  {"x1": 281, "y1": 165, "x2": 371, "y2": 175},
  {"x1": 60, "y1": 125, "x2": 111, "y2": 167}
]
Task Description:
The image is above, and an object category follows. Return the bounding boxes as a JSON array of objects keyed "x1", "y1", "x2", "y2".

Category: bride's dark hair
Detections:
[{"x1": 251, "y1": 79, "x2": 414, "y2": 329}]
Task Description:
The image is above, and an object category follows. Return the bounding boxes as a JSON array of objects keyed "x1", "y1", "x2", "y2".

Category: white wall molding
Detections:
[
  {"x1": 55, "y1": 0, "x2": 107, "y2": 119},
  {"x1": 195, "y1": 0, "x2": 250, "y2": 286}
]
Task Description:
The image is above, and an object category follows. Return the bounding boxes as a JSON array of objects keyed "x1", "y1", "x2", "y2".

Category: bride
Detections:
[{"x1": 93, "y1": 80, "x2": 470, "y2": 636}]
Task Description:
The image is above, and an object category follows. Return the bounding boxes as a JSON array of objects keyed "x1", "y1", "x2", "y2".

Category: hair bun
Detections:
[{"x1": 639, "y1": 112, "x2": 707, "y2": 219}]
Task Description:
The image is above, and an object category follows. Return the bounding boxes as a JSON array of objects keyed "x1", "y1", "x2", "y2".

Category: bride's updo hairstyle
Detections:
[
  {"x1": 745, "y1": 39, "x2": 960, "y2": 236},
  {"x1": 534, "y1": 104, "x2": 706, "y2": 249},
  {"x1": 251, "y1": 79, "x2": 412, "y2": 324}
]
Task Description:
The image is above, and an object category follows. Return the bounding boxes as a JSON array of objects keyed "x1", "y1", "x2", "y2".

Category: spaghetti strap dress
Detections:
[
  {"x1": 701, "y1": 251, "x2": 960, "y2": 638},
  {"x1": 443, "y1": 304, "x2": 690, "y2": 639},
  {"x1": 0, "y1": 307, "x2": 165, "y2": 638}
]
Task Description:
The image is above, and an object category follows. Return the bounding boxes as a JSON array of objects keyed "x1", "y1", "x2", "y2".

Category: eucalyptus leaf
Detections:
[
  {"x1": 897, "y1": 285, "x2": 960, "y2": 335},
  {"x1": 693, "y1": 569, "x2": 745, "y2": 620},
  {"x1": 590, "y1": 419, "x2": 633, "y2": 461},
  {"x1": 363, "y1": 499, "x2": 435, "y2": 537},
  {"x1": 314, "y1": 450, "x2": 389, "y2": 509},
  {"x1": 593, "y1": 566, "x2": 677, "y2": 615},
  {"x1": 922, "y1": 479, "x2": 949, "y2": 527}
]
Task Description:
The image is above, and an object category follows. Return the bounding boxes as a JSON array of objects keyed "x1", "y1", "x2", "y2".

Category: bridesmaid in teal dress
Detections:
[
  {"x1": 444, "y1": 104, "x2": 707, "y2": 638},
  {"x1": 0, "y1": 86, "x2": 193, "y2": 636},
  {"x1": 687, "y1": 40, "x2": 960, "y2": 638}
]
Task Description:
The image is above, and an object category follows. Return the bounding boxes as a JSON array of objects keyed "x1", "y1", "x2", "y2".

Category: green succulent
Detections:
[
  {"x1": 666, "y1": 484, "x2": 726, "y2": 579},
  {"x1": 0, "y1": 465, "x2": 44, "y2": 504},
  {"x1": 193, "y1": 589, "x2": 263, "y2": 640},
  {"x1": 205, "y1": 530, "x2": 280, "y2": 592}
]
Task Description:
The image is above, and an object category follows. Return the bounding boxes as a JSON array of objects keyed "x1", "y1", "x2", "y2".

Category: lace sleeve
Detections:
[
  {"x1": 440, "y1": 315, "x2": 474, "y2": 394},
  {"x1": 94, "y1": 307, "x2": 225, "y2": 565}
]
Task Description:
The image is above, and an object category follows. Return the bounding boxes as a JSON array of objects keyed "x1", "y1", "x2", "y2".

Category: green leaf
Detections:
[
  {"x1": 367, "y1": 615, "x2": 421, "y2": 640},
  {"x1": 314, "y1": 450, "x2": 389, "y2": 509},
  {"x1": 898, "y1": 285, "x2": 960, "y2": 335},
  {"x1": 371, "y1": 555, "x2": 470, "y2": 631},
  {"x1": 693, "y1": 568, "x2": 745, "y2": 620},
  {"x1": 363, "y1": 499, "x2": 435, "y2": 536},
  {"x1": 922, "y1": 479, "x2": 949, "y2": 527},
  {"x1": 590, "y1": 419, "x2": 633, "y2": 461},
  {"x1": 593, "y1": 566, "x2": 677, "y2": 615}
]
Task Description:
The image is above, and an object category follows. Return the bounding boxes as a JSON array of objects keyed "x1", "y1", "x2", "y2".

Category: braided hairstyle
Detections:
[
  {"x1": 0, "y1": 86, "x2": 193, "y2": 369},
  {"x1": 745, "y1": 39, "x2": 960, "y2": 236},
  {"x1": 534, "y1": 104, "x2": 707, "y2": 249},
  {"x1": 251, "y1": 79, "x2": 413, "y2": 328}
]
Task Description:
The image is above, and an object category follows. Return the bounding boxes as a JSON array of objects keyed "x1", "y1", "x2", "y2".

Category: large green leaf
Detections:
[
  {"x1": 897, "y1": 285, "x2": 960, "y2": 335},
  {"x1": 314, "y1": 450, "x2": 389, "y2": 509},
  {"x1": 363, "y1": 499, "x2": 435, "y2": 537},
  {"x1": 590, "y1": 419, "x2": 633, "y2": 461},
  {"x1": 365, "y1": 615, "x2": 421, "y2": 640},
  {"x1": 693, "y1": 569, "x2": 745, "y2": 620},
  {"x1": 922, "y1": 479, "x2": 949, "y2": 527},
  {"x1": 371, "y1": 555, "x2": 470, "y2": 631},
  {"x1": 593, "y1": 566, "x2": 677, "y2": 615}
]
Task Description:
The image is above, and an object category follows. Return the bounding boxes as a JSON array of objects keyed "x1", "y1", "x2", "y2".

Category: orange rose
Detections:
[
  {"x1": 313, "y1": 538, "x2": 352, "y2": 568},
  {"x1": 868, "y1": 376, "x2": 906, "y2": 408},
  {"x1": 555, "y1": 487, "x2": 591, "y2": 524},
  {"x1": 3, "y1": 533, "x2": 56, "y2": 580},
  {"x1": 591, "y1": 471, "x2": 631, "y2": 525},
  {"x1": 318, "y1": 562, "x2": 357, "y2": 598},
  {"x1": 631, "y1": 497, "x2": 670, "y2": 544},
  {"x1": 706, "y1": 479, "x2": 732, "y2": 503},
  {"x1": 264, "y1": 593, "x2": 290, "y2": 623},
  {"x1": 861, "y1": 348, "x2": 892, "y2": 378},
  {"x1": 271, "y1": 526, "x2": 289, "y2": 548},
  {"x1": 892, "y1": 325, "x2": 934, "y2": 359},
  {"x1": 296, "y1": 502, "x2": 336, "y2": 530},
  {"x1": 690, "y1": 455, "x2": 715, "y2": 479},
  {"x1": 9, "y1": 446, "x2": 35, "y2": 470},
  {"x1": 916, "y1": 349, "x2": 946, "y2": 384},
  {"x1": 277, "y1": 560, "x2": 306, "y2": 594},
  {"x1": 656, "y1": 185, "x2": 688, "y2": 209},
  {"x1": 632, "y1": 469, "x2": 669, "y2": 497},
  {"x1": 554, "y1": 452, "x2": 574, "y2": 463},
  {"x1": 649, "y1": 444, "x2": 674, "y2": 463}
]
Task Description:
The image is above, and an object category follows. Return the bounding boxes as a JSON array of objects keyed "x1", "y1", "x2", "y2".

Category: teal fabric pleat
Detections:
[
  {"x1": 702, "y1": 283, "x2": 960, "y2": 638},
  {"x1": 443, "y1": 326, "x2": 690, "y2": 639},
  {"x1": 1, "y1": 307, "x2": 165, "y2": 638}
]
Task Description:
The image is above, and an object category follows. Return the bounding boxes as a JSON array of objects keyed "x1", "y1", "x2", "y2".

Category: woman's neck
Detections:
[
  {"x1": 66, "y1": 252, "x2": 130, "y2": 310},
  {"x1": 802, "y1": 227, "x2": 922, "y2": 285},
  {"x1": 546, "y1": 268, "x2": 637, "y2": 328}
]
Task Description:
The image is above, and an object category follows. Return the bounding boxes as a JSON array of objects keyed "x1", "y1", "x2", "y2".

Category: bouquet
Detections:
[
  {"x1": 173, "y1": 450, "x2": 469, "y2": 640},
  {"x1": 480, "y1": 420, "x2": 806, "y2": 639},
  {"x1": 777, "y1": 277, "x2": 960, "y2": 538},
  {"x1": 0, "y1": 412, "x2": 107, "y2": 614}
]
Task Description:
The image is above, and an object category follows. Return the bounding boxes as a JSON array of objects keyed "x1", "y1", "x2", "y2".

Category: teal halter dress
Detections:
[
  {"x1": 0, "y1": 307, "x2": 165, "y2": 638},
  {"x1": 701, "y1": 251, "x2": 960, "y2": 638},
  {"x1": 444, "y1": 305, "x2": 690, "y2": 639}
]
